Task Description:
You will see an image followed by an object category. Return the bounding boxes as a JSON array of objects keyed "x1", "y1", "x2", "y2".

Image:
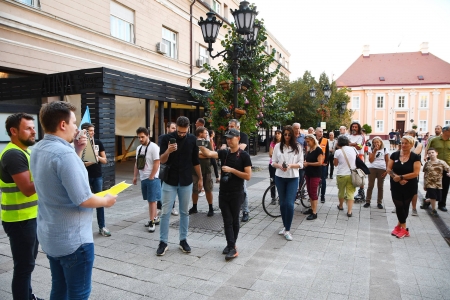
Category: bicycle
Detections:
[{"x1": 262, "y1": 177, "x2": 321, "y2": 218}]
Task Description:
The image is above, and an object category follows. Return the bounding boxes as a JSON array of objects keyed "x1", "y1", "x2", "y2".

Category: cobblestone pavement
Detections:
[{"x1": 1, "y1": 147, "x2": 449, "y2": 299}]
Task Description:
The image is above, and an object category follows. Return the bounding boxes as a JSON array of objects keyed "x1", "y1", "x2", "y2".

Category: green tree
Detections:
[{"x1": 190, "y1": 17, "x2": 292, "y2": 134}]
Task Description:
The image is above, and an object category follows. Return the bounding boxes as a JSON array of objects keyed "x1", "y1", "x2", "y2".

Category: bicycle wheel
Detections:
[
  {"x1": 298, "y1": 179, "x2": 311, "y2": 208},
  {"x1": 262, "y1": 183, "x2": 281, "y2": 218}
]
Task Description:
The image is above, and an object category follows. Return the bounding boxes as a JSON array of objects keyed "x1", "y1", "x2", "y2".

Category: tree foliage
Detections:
[{"x1": 190, "y1": 17, "x2": 293, "y2": 134}]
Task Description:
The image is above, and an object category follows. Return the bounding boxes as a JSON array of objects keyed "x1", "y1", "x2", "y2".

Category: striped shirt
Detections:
[{"x1": 30, "y1": 134, "x2": 93, "y2": 257}]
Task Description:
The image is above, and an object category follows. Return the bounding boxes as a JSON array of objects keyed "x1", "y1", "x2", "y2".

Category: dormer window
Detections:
[
  {"x1": 418, "y1": 75, "x2": 424, "y2": 80},
  {"x1": 379, "y1": 77, "x2": 385, "y2": 81}
]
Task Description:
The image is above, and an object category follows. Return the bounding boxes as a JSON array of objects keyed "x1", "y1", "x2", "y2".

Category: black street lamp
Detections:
[
  {"x1": 198, "y1": 1, "x2": 259, "y2": 118},
  {"x1": 337, "y1": 101, "x2": 347, "y2": 116},
  {"x1": 309, "y1": 84, "x2": 332, "y2": 121}
]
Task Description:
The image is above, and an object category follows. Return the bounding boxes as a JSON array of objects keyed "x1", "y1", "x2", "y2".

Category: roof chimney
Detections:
[
  {"x1": 420, "y1": 42, "x2": 429, "y2": 55},
  {"x1": 362, "y1": 45, "x2": 370, "y2": 57}
]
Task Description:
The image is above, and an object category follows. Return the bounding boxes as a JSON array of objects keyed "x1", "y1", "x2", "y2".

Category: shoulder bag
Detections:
[
  {"x1": 159, "y1": 136, "x2": 187, "y2": 182},
  {"x1": 342, "y1": 148, "x2": 366, "y2": 187}
]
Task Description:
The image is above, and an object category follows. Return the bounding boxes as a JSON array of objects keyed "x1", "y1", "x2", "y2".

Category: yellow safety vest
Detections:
[{"x1": 0, "y1": 142, "x2": 38, "y2": 222}]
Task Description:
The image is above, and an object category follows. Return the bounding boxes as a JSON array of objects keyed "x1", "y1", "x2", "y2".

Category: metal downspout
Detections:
[{"x1": 190, "y1": 0, "x2": 196, "y2": 89}]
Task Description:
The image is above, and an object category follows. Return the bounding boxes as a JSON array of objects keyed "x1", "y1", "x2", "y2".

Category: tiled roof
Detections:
[{"x1": 336, "y1": 52, "x2": 450, "y2": 87}]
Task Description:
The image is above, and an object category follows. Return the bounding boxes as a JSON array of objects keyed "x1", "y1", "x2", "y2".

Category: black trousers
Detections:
[
  {"x1": 393, "y1": 196, "x2": 413, "y2": 224},
  {"x1": 211, "y1": 158, "x2": 219, "y2": 179},
  {"x1": 269, "y1": 164, "x2": 276, "y2": 198},
  {"x1": 439, "y1": 172, "x2": 450, "y2": 208},
  {"x1": 219, "y1": 191, "x2": 245, "y2": 248},
  {"x1": 328, "y1": 154, "x2": 335, "y2": 177}
]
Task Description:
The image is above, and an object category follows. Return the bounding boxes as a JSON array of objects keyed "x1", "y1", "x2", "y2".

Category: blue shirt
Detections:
[
  {"x1": 297, "y1": 133, "x2": 306, "y2": 148},
  {"x1": 30, "y1": 134, "x2": 93, "y2": 257}
]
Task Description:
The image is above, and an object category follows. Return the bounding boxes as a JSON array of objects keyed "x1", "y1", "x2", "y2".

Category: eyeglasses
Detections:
[
  {"x1": 284, "y1": 133, "x2": 291, "y2": 137},
  {"x1": 177, "y1": 130, "x2": 188, "y2": 136}
]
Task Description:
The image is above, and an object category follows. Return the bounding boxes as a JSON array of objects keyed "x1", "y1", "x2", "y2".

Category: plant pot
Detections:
[
  {"x1": 219, "y1": 80, "x2": 232, "y2": 90},
  {"x1": 234, "y1": 108, "x2": 246, "y2": 118}
]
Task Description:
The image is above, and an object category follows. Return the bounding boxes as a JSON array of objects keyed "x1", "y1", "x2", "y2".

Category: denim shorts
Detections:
[{"x1": 141, "y1": 178, "x2": 161, "y2": 202}]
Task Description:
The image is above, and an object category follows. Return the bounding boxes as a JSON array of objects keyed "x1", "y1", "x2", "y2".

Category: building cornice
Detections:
[{"x1": 341, "y1": 84, "x2": 450, "y2": 91}]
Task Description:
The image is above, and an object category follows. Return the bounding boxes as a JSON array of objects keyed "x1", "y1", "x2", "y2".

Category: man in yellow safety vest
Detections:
[{"x1": 0, "y1": 113, "x2": 42, "y2": 300}]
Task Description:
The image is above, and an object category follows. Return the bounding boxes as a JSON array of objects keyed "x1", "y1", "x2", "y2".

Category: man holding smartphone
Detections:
[{"x1": 157, "y1": 116, "x2": 202, "y2": 256}]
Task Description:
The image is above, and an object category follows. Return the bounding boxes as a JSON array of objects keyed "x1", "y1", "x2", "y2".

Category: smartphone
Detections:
[
  {"x1": 169, "y1": 138, "x2": 176, "y2": 144},
  {"x1": 196, "y1": 139, "x2": 210, "y2": 147}
]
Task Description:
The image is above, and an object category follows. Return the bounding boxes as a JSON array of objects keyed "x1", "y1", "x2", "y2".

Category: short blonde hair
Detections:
[
  {"x1": 371, "y1": 136, "x2": 383, "y2": 146},
  {"x1": 401, "y1": 135, "x2": 415, "y2": 146},
  {"x1": 305, "y1": 134, "x2": 319, "y2": 149}
]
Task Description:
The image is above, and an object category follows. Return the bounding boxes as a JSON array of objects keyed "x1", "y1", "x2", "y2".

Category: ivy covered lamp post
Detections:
[
  {"x1": 198, "y1": 1, "x2": 259, "y2": 118},
  {"x1": 310, "y1": 84, "x2": 332, "y2": 122}
]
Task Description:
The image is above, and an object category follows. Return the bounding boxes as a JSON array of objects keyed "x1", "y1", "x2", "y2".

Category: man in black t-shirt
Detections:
[
  {"x1": 82, "y1": 123, "x2": 110, "y2": 237},
  {"x1": 221, "y1": 119, "x2": 250, "y2": 222},
  {"x1": 200, "y1": 128, "x2": 252, "y2": 261},
  {"x1": 157, "y1": 116, "x2": 202, "y2": 256}
]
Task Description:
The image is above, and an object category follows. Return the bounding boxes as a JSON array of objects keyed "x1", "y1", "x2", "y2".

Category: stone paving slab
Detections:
[{"x1": 1, "y1": 149, "x2": 449, "y2": 299}]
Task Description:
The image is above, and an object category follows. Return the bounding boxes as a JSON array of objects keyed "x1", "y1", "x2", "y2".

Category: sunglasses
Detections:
[{"x1": 284, "y1": 133, "x2": 291, "y2": 137}]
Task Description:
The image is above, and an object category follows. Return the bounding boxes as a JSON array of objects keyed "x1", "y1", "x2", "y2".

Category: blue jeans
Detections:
[
  {"x1": 160, "y1": 182, "x2": 192, "y2": 243},
  {"x1": 2, "y1": 219, "x2": 38, "y2": 300},
  {"x1": 241, "y1": 180, "x2": 249, "y2": 213},
  {"x1": 320, "y1": 165, "x2": 328, "y2": 197},
  {"x1": 89, "y1": 177, "x2": 105, "y2": 228},
  {"x1": 47, "y1": 243, "x2": 94, "y2": 300},
  {"x1": 274, "y1": 176, "x2": 299, "y2": 231}
]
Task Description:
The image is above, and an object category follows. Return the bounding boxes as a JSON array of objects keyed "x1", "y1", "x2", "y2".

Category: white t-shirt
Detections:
[
  {"x1": 348, "y1": 134, "x2": 364, "y2": 155},
  {"x1": 334, "y1": 146, "x2": 357, "y2": 176},
  {"x1": 136, "y1": 142, "x2": 160, "y2": 181},
  {"x1": 367, "y1": 147, "x2": 388, "y2": 170},
  {"x1": 272, "y1": 143, "x2": 304, "y2": 178}
]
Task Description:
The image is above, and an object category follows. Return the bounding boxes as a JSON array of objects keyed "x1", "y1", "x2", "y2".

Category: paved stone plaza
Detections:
[{"x1": 1, "y1": 149, "x2": 449, "y2": 299}]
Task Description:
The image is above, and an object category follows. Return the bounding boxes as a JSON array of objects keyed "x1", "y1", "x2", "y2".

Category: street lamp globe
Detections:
[
  {"x1": 198, "y1": 11, "x2": 223, "y2": 46},
  {"x1": 323, "y1": 84, "x2": 331, "y2": 99},
  {"x1": 309, "y1": 86, "x2": 317, "y2": 98},
  {"x1": 231, "y1": 1, "x2": 258, "y2": 35}
]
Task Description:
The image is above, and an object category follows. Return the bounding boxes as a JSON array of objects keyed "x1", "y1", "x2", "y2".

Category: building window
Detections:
[
  {"x1": 397, "y1": 96, "x2": 405, "y2": 108},
  {"x1": 376, "y1": 120, "x2": 384, "y2": 132},
  {"x1": 16, "y1": 0, "x2": 40, "y2": 8},
  {"x1": 352, "y1": 96, "x2": 360, "y2": 109},
  {"x1": 419, "y1": 120, "x2": 427, "y2": 132},
  {"x1": 110, "y1": 1, "x2": 134, "y2": 43},
  {"x1": 285, "y1": 61, "x2": 289, "y2": 70},
  {"x1": 212, "y1": 0, "x2": 221, "y2": 15},
  {"x1": 199, "y1": 45, "x2": 208, "y2": 63},
  {"x1": 446, "y1": 94, "x2": 450, "y2": 108},
  {"x1": 162, "y1": 27, "x2": 177, "y2": 59},
  {"x1": 419, "y1": 94, "x2": 428, "y2": 108},
  {"x1": 224, "y1": 4, "x2": 229, "y2": 19},
  {"x1": 445, "y1": 120, "x2": 450, "y2": 126},
  {"x1": 376, "y1": 95, "x2": 384, "y2": 108}
]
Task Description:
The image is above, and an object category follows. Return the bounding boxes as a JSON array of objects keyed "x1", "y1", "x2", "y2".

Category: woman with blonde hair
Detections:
[
  {"x1": 387, "y1": 135, "x2": 421, "y2": 238},
  {"x1": 302, "y1": 134, "x2": 323, "y2": 220},
  {"x1": 364, "y1": 136, "x2": 389, "y2": 209}
]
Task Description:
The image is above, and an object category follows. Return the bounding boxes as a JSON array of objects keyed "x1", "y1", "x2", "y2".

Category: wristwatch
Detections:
[{"x1": 400, "y1": 175, "x2": 404, "y2": 180}]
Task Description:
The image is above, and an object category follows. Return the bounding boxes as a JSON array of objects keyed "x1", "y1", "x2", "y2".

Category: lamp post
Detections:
[
  {"x1": 310, "y1": 84, "x2": 332, "y2": 122},
  {"x1": 337, "y1": 101, "x2": 346, "y2": 116},
  {"x1": 198, "y1": 1, "x2": 259, "y2": 118}
]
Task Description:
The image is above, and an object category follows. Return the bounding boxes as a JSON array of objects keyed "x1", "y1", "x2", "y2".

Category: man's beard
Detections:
[
  {"x1": 19, "y1": 137, "x2": 36, "y2": 146},
  {"x1": 351, "y1": 130, "x2": 357, "y2": 135}
]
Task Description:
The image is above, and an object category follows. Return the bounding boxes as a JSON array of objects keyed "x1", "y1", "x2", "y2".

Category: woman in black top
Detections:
[
  {"x1": 386, "y1": 135, "x2": 421, "y2": 238},
  {"x1": 303, "y1": 134, "x2": 324, "y2": 220}
]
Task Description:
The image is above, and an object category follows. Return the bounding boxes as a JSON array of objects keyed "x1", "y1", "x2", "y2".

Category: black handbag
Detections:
[
  {"x1": 355, "y1": 154, "x2": 370, "y2": 175},
  {"x1": 159, "y1": 163, "x2": 170, "y2": 181}
]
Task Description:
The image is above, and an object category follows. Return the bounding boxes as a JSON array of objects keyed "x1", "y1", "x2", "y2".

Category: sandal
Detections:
[{"x1": 337, "y1": 205, "x2": 343, "y2": 211}]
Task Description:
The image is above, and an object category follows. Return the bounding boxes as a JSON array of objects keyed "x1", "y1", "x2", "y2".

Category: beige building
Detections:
[
  {"x1": 336, "y1": 43, "x2": 450, "y2": 139},
  {"x1": 0, "y1": 0, "x2": 290, "y2": 187}
]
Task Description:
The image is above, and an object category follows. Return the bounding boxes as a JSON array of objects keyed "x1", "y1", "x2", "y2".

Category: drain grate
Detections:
[{"x1": 170, "y1": 212, "x2": 224, "y2": 234}]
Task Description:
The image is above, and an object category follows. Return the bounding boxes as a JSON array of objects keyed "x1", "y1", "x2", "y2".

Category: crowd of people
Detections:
[{"x1": 2, "y1": 104, "x2": 450, "y2": 298}]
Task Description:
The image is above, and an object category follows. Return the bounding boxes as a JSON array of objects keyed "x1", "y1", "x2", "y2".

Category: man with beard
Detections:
[
  {"x1": 1, "y1": 113, "x2": 42, "y2": 300},
  {"x1": 348, "y1": 122, "x2": 366, "y2": 201}
]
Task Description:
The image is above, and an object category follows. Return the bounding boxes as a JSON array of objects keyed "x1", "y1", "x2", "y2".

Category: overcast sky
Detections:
[{"x1": 253, "y1": 0, "x2": 450, "y2": 81}]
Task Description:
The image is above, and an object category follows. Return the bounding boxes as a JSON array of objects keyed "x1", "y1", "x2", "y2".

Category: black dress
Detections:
[{"x1": 390, "y1": 151, "x2": 420, "y2": 200}]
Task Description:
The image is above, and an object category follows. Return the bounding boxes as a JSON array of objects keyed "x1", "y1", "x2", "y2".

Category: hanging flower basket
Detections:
[
  {"x1": 235, "y1": 108, "x2": 247, "y2": 118},
  {"x1": 219, "y1": 80, "x2": 232, "y2": 90}
]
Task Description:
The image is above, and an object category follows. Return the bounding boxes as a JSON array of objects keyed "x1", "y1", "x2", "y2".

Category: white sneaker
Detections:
[
  {"x1": 199, "y1": 191, "x2": 205, "y2": 197},
  {"x1": 148, "y1": 221, "x2": 156, "y2": 232},
  {"x1": 284, "y1": 232, "x2": 293, "y2": 241},
  {"x1": 99, "y1": 227, "x2": 111, "y2": 237},
  {"x1": 153, "y1": 216, "x2": 160, "y2": 225},
  {"x1": 411, "y1": 209, "x2": 418, "y2": 216},
  {"x1": 294, "y1": 199, "x2": 300, "y2": 205},
  {"x1": 171, "y1": 208, "x2": 179, "y2": 216},
  {"x1": 278, "y1": 228, "x2": 286, "y2": 235}
]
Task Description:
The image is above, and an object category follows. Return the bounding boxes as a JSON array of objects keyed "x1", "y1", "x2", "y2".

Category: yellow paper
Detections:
[{"x1": 96, "y1": 181, "x2": 131, "y2": 197}]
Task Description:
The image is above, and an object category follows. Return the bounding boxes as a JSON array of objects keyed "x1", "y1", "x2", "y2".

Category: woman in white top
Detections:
[
  {"x1": 328, "y1": 131, "x2": 336, "y2": 179},
  {"x1": 364, "y1": 136, "x2": 389, "y2": 209},
  {"x1": 272, "y1": 126, "x2": 303, "y2": 241},
  {"x1": 334, "y1": 135, "x2": 357, "y2": 217}
]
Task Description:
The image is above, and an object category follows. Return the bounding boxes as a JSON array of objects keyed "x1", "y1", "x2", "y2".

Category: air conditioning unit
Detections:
[
  {"x1": 196, "y1": 57, "x2": 210, "y2": 67},
  {"x1": 156, "y1": 42, "x2": 167, "y2": 54}
]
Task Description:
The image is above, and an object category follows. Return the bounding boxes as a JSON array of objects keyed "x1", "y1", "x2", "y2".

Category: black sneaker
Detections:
[
  {"x1": 225, "y1": 247, "x2": 238, "y2": 261},
  {"x1": 303, "y1": 208, "x2": 313, "y2": 215},
  {"x1": 421, "y1": 199, "x2": 431, "y2": 209},
  {"x1": 431, "y1": 209, "x2": 439, "y2": 217},
  {"x1": 377, "y1": 203, "x2": 383, "y2": 209},
  {"x1": 438, "y1": 206, "x2": 448, "y2": 212},
  {"x1": 207, "y1": 209, "x2": 214, "y2": 217},
  {"x1": 306, "y1": 213, "x2": 317, "y2": 220},
  {"x1": 156, "y1": 242, "x2": 168, "y2": 256},
  {"x1": 363, "y1": 203, "x2": 370, "y2": 208},
  {"x1": 32, "y1": 295, "x2": 44, "y2": 300},
  {"x1": 179, "y1": 240, "x2": 191, "y2": 253},
  {"x1": 188, "y1": 207, "x2": 198, "y2": 215},
  {"x1": 320, "y1": 195, "x2": 325, "y2": 203},
  {"x1": 241, "y1": 212, "x2": 249, "y2": 222},
  {"x1": 222, "y1": 246, "x2": 230, "y2": 255}
]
